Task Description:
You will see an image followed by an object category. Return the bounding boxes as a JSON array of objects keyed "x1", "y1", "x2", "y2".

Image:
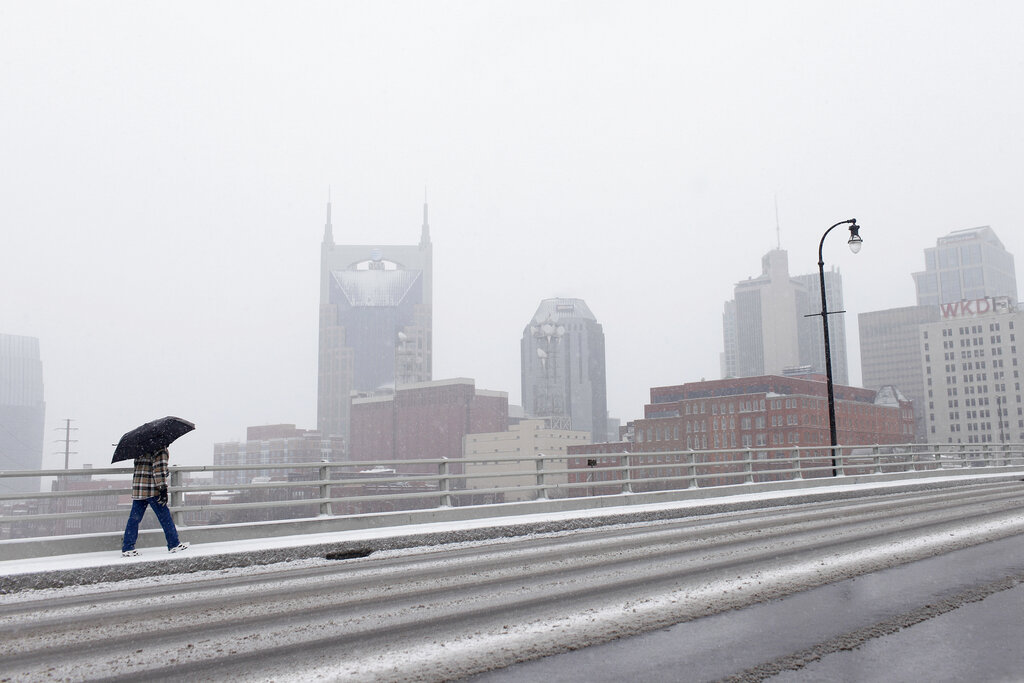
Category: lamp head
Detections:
[{"x1": 847, "y1": 221, "x2": 863, "y2": 254}]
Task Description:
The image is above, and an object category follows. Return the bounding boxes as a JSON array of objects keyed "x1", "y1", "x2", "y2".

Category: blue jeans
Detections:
[{"x1": 122, "y1": 497, "x2": 179, "y2": 551}]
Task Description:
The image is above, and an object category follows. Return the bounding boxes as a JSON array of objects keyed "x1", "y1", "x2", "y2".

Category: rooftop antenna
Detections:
[
  {"x1": 323, "y1": 186, "x2": 334, "y2": 245},
  {"x1": 775, "y1": 194, "x2": 781, "y2": 250},
  {"x1": 420, "y1": 184, "x2": 431, "y2": 245}
]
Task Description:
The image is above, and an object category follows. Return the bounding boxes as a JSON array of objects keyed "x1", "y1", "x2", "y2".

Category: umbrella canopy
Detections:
[{"x1": 112, "y1": 416, "x2": 195, "y2": 463}]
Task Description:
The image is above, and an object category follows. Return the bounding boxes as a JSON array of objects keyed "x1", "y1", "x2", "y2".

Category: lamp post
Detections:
[{"x1": 817, "y1": 218, "x2": 862, "y2": 476}]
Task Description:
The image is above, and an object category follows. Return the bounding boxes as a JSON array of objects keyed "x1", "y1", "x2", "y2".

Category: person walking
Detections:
[{"x1": 121, "y1": 447, "x2": 189, "y2": 557}]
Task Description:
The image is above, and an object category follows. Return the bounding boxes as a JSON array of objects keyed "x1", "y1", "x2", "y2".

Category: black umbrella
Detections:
[{"x1": 112, "y1": 416, "x2": 195, "y2": 463}]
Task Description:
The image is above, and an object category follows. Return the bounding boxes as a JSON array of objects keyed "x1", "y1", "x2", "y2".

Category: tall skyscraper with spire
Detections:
[
  {"x1": 721, "y1": 249, "x2": 848, "y2": 383},
  {"x1": 317, "y1": 195, "x2": 433, "y2": 449}
]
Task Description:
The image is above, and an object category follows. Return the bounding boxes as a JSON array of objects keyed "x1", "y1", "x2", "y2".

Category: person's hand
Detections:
[{"x1": 158, "y1": 485, "x2": 168, "y2": 506}]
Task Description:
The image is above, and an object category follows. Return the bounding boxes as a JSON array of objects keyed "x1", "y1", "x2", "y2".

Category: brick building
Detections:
[
  {"x1": 212, "y1": 424, "x2": 345, "y2": 487},
  {"x1": 638, "y1": 375, "x2": 913, "y2": 450},
  {"x1": 349, "y1": 378, "x2": 508, "y2": 475},
  {"x1": 568, "y1": 374, "x2": 914, "y2": 493}
]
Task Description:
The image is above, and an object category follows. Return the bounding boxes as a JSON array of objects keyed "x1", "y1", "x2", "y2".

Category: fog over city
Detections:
[{"x1": 2, "y1": 2, "x2": 1022, "y2": 470}]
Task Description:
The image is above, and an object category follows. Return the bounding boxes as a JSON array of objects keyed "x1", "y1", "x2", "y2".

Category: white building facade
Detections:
[
  {"x1": 463, "y1": 419, "x2": 591, "y2": 501},
  {"x1": 920, "y1": 296, "x2": 1023, "y2": 444}
]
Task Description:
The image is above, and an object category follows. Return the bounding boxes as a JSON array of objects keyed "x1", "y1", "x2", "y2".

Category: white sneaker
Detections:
[
  {"x1": 122, "y1": 550, "x2": 139, "y2": 557},
  {"x1": 169, "y1": 542, "x2": 190, "y2": 553}
]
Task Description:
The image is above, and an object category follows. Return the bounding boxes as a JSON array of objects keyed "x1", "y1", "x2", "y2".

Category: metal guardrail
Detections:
[{"x1": 2, "y1": 442, "x2": 1023, "y2": 538}]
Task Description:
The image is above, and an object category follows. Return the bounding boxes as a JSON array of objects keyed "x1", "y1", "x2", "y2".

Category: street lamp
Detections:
[{"x1": 817, "y1": 218, "x2": 862, "y2": 476}]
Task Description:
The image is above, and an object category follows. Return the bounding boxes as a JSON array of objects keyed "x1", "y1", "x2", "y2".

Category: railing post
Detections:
[
  {"x1": 873, "y1": 445, "x2": 882, "y2": 475},
  {"x1": 958, "y1": 444, "x2": 966, "y2": 468},
  {"x1": 688, "y1": 450, "x2": 698, "y2": 488},
  {"x1": 744, "y1": 448, "x2": 754, "y2": 484},
  {"x1": 535, "y1": 453, "x2": 547, "y2": 500},
  {"x1": 620, "y1": 452, "x2": 632, "y2": 494},
  {"x1": 439, "y1": 457, "x2": 452, "y2": 507},
  {"x1": 793, "y1": 448, "x2": 803, "y2": 480},
  {"x1": 170, "y1": 469, "x2": 184, "y2": 527},
  {"x1": 319, "y1": 460, "x2": 332, "y2": 517}
]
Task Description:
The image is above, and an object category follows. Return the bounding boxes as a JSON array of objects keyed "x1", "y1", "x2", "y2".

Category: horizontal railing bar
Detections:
[
  {"x1": 0, "y1": 487, "x2": 131, "y2": 502},
  {"x1": 3, "y1": 444, "x2": 1022, "y2": 535},
  {"x1": 0, "y1": 467, "x2": 133, "y2": 478}
]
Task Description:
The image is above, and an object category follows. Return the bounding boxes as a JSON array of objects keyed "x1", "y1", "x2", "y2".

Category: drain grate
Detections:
[{"x1": 325, "y1": 547, "x2": 374, "y2": 560}]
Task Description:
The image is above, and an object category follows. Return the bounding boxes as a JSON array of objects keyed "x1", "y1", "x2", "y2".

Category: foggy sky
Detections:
[{"x1": 2, "y1": 2, "x2": 1023, "y2": 470}]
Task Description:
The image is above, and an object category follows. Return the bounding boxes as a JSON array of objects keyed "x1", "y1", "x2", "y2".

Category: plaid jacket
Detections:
[{"x1": 132, "y1": 448, "x2": 170, "y2": 500}]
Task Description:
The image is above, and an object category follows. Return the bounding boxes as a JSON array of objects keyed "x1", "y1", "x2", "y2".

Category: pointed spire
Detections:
[
  {"x1": 774, "y1": 194, "x2": 781, "y2": 250},
  {"x1": 323, "y1": 186, "x2": 334, "y2": 245},
  {"x1": 420, "y1": 185, "x2": 430, "y2": 245}
]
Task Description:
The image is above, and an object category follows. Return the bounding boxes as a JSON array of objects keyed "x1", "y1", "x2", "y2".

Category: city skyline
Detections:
[
  {"x1": 4, "y1": 3, "x2": 1024, "y2": 471},
  {"x1": 8, "y1": 196, "x2": 1022, "y2": 474}
]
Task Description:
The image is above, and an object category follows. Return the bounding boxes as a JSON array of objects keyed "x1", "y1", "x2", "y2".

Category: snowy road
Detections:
[{"x1": 3, "y1": 479, "x2": 1024, "y2": 682}]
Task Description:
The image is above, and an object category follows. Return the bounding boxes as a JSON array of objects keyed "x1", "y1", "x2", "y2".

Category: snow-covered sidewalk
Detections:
[{"x1": 2, "y1": 472, "x2": 1018, "y2": 593}]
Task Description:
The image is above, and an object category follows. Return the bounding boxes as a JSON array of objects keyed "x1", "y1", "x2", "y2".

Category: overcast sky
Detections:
[{"x1": 3, "y1": 1, "x2": 1022, "y2": 470}]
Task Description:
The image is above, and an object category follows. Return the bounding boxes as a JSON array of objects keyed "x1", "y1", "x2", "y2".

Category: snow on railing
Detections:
[{"x1": 2, "y1": 442, "x2": 1023, "y2": 538}]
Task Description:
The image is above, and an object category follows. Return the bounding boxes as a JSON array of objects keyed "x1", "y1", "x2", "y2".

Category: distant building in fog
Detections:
[
  {"x1": 860, "y1": 225, "x2": 1018, "y2": 441},
  {"x1": 859, "y1": 305, "x2": 941, "y2": 441},
  {"x1": 521, "y1": 298, "x2": 608, "y2": 443},
  {"x1": 317, "y1": 196, "x2": 432, "y2": 450},
  {"x1": 721, "y1": 249, "x2": 848, "y2": 384},
  {"x1": 913, "y1": 226, "x2": 1017, "y2": 306},
  {"x1": 213, "y1": 424, "x2": 344, "y2": 487},
  {"x1": 0, "y1": 334, "x2": 45, "y2": 494}
]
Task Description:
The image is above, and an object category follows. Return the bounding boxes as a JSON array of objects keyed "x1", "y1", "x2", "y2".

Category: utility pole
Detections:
[
  {"x1": 52, "y1": 419, "x2": 78, "y2": 535},
  {"x1": 57, "y1": 418, "x2": 78, "y2": 470}
]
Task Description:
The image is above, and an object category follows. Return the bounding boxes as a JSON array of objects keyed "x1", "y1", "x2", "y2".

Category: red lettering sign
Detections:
[{"x1": 940, "y1": 296, "x2": 1005, "y2": 319}]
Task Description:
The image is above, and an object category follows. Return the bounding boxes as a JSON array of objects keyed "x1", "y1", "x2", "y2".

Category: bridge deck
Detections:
[{"x1": 2, "y1": 472, "x2": 1020, "y2": 593}]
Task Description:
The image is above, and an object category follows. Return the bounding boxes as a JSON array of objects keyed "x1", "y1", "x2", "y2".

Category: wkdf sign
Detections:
[{"x1": 940, "y1": 296, "x2": 1012, "y2": 319}]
